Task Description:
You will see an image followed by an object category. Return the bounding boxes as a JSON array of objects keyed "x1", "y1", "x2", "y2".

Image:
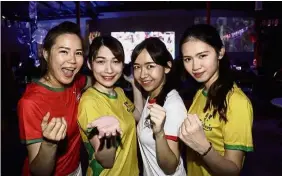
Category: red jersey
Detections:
[{"x1": 17, "y1": 74, "x2": 87, "y2": 176}]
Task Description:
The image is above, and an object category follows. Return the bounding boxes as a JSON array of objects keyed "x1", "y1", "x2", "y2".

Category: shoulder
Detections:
[
  {"x1": 19, "y1": 83, "x2": 44, "y2": 105},
  {"x1": 164, "y1": 89, "x2": 187, "y2": 113},
  {"x1": 115, "y1": 87, "x2": 125, "y2": 95},
  {"x1": 165, "y1": 89, "x2": 185, "y2": 106},
  {"x1": 80, "y1": 88, "x2": 99, "y2": 103},
  {"x1": 227, "y1": 85, "x2": 252, "y2": 108},
  {"x1": 18, "y1": 96, "x2": 37, "y2": 109}
]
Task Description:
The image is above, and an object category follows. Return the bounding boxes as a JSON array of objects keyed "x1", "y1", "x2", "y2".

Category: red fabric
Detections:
[
  {"x1": 165, "y1": 135, "x2": 178, "y2": 142},
  {"x1": 18, "y1": 74, "x2": 86, "y2": 176}
]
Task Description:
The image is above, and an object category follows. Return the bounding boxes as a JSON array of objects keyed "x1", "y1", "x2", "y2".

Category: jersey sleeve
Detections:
[
  {"x1": 223, "y1": 92, "x2": 254, "y2": 152},
  {"x1": 17, "y1": 98, "x2": 43, "y2": 145},
  {"x1": 163, "y1": 94, "x2": 187, "y2": 142},
  {"x1": 74, "y1": 74, "x2": 87, "y2": 91}
]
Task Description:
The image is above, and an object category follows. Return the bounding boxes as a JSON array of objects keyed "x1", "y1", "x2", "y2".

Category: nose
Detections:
[
  {"x1": 105, "y1": 62, "x2": 113, "y2": 74},
  {"x1": 192, "y1": 59, "x2": 201, "y2": 71},
  {"x1": 140, "y1": 67, "x2": 148, "y2": 79},
  {"x1": 68, "y1": 54, "x2": 77, "y2": 64}
]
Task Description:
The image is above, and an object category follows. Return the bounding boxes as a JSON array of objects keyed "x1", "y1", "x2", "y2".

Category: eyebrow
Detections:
[
  {"x1": 95, "y1": 56, "x2": 117, "y2": 60},
  {"x1": 58, "y1": 47, "x2": 70, "y2": 50},
  {"x1": 133, "y1": 62, "x2": 155, "y2": 65},
  {"x1": 183, "y1": 51, "x2": 209, "y2": 57},
  {"x1": 58, "y1": 47, "x2": 83, "y2": 51}
]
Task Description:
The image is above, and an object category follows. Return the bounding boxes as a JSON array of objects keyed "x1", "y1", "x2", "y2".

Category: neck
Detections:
[
  {"x1": 149, "y1": 79, "x2": 165, "y2": 99},
  {"x1": 40, "y1": 73, "x2": 64, "y2": 88},
  {"x1": 93, "y1": 82, "x2": 114, "y2": 95},
  {"x1": 204, "y1": 70, "x2": 219, "y2": 91}
]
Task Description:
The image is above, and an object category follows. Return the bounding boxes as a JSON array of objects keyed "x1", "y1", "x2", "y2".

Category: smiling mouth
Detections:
[
  {"x1": 193, "y1": 72, "x2": 204, "y2": 78},
  {"x1": 62, "y1": 68, "x2": 75, "y2": 78},
  {"x1": 141, "y1": 80, "x2": 152, "y2": 86},
  {"x1": 102, "y1": 76, "x2": 115, "y2": 81}
]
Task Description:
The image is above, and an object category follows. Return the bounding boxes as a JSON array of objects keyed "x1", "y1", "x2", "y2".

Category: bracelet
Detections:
[{"x1": 201, "y1": 142, "x2": 212, "y2": 157}]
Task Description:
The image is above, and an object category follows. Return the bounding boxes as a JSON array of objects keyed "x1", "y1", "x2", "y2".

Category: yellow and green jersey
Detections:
[
  {"x1": 187, "y1": 84, "x2": 254, "y2": 176},
  {"x1": 78, "y1": 87, "x2": 139, "y2": 176}
]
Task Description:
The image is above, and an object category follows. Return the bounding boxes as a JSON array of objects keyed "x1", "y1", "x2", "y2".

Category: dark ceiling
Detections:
[{"x1": 1, "y1": 1, "x2": 282, "y2": 21}]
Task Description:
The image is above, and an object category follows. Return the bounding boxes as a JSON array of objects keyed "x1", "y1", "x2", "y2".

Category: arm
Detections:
[
  {"x1": 27, "y1": 114, "x2": 67, "y2": 176},
  {"x1": 27, "y1": 141, "x2": 58, "y2": 176},
  {"x1": 132, "y1": 83, "x2": 145, "y2": 121},
  {"x1": 180, "y1": 111, "x2": 252, "y2": 176},
  {"x1": 149, "y1": 104, "x2": 181, "y2": 174},
  {"x1": 78, "y1": 99, "x2": 120, "y2": 168},
  {"x1": 124, "y1": 74, "x2": 144, "y2": 121},
  {"x1": 199, "y1": 93, "x2": 254, "y2": 175},
  {"x1": 89, "y1": 135, "x2": 117, "y2": 168},
  {"x1": 155, "y1": 130, "x2": 180, "y2": 175},
  {"x1": 199, "y1": 145, "x2": 244, "y2": 176}
]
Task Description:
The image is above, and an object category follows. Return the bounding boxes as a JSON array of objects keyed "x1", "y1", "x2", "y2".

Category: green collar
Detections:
[
  {"x1": 91, "y1": 87, "x2": 118, "y2": 99},
  {"x1": 33, "y1": 79, "x2": 65, "y2": 92},
  {"x1": 202, "y1": 89, "x2": 208, "y2": 97}
]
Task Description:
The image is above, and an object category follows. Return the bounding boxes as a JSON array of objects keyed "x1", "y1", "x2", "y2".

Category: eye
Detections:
[
  {"x1": 95, "y1": 60, "x2": 105, "y2": 64},
  {"x1": 199, "y1": 55, "x2": 207, "y2": 59},
  {"x1": 113, "y1": 59, "x2": 121, "y2": 64},
  {"x1": 183, "y1": 57, "x2": 191, "y2": 62},
  {"x1": 147, "y1": 64, "x2": 155, "y2": 69},
  {"x1": 60, "y1": 50, "x2": 68, "y2": 54},
  {"x1": 133, "y1": 65, "x2": 140, "y2": 70},
  {"x1": 76, "y1": 51, "x2": 83, "y2": 56}
]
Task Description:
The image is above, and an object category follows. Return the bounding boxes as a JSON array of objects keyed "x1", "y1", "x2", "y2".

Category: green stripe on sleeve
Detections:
[
  {"x1": 21, "y1": 138, "x2": 43, "y2": 145},
  {"x1": 224, "y1": 144, "x2": 254, "y2": 152}
]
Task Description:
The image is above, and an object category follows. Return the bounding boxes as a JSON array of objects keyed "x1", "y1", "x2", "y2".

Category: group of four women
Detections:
[{"x1": 18, "y1": 21, "x2": 253, "y2": 176}]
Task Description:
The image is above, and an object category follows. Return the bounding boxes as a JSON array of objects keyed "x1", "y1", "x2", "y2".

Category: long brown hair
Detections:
[{"x1": 180, "y1": 24, "x2": 234, "y2": 122}]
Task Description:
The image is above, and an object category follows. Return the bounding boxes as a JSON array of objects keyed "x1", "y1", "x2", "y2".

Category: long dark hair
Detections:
[
  {"x1": 180, "y1": 24, "x2": 234, "y2": 122},
  {"x1": 41, "y1": 21, "x2": 83, "y2": 77},
  {"x1": 131, "y1": 37, "x2": 179, "y2": 106}
]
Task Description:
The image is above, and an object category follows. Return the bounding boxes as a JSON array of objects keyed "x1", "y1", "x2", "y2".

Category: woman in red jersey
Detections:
[{"x1": 17, "y1": 22, "x2": 120, "y2": 176}]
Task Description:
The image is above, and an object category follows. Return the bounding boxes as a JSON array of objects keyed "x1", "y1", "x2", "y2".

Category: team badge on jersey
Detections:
[{"x1": 124, "y1": 101, "x2": 135, "y2": 113}]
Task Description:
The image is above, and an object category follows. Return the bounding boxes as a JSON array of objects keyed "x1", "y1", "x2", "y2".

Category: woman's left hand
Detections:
[
  {"x1": 148, "y1": 104, "x2": 166, "y2": 136},
  {"x1": 179, "y1": 114, "x2": 210, "y2": 155}
]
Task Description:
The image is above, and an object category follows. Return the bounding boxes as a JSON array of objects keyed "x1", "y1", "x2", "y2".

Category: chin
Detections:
[
  {"x1": 98, "y1": 81, "x2": 115, "y2": 88},
  {"x1": 193, "y1": 77, "x2": 207, "y2": 83},
  {"x1": 142, "y1": 86, "x2": 155, "y2": 92},
  {"x1": 60, "y1": 77, "x2": 75, "y2": 85}
]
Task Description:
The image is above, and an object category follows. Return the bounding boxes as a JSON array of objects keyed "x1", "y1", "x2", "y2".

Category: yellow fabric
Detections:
[
  {"x1": 78, "y1": 87, "x2": 139, "y2": 176},
  {"x1": 187, "y1": 84, "x2": 253, "y2": 176}
]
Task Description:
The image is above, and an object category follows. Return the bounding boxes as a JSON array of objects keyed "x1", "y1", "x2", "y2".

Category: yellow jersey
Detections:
[
  {"x1": 187, "y1": 84, "x2": 254, "y2": 176},
  {"x1": 78, "y1": 87, "x2": 139, "y2": 176}
]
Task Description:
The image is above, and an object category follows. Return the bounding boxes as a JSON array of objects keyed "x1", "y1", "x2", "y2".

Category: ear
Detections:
[
  {"x1": 218, "y1": 47, "x2": 225, "y2": 60},
  {"x1": 43, "y1": 49, "x2": 49, "y2": 61},
  {"x1": 165, "y1": 61, "x2": 172, "y2": 74},
  {"x1": 87, "y1": 60, "x2": 92, "y2": 70}
]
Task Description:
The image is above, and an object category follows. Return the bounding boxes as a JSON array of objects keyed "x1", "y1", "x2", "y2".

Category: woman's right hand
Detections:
[{"x1": 41, "y1": 112, "x2": 67, "y2": 144}]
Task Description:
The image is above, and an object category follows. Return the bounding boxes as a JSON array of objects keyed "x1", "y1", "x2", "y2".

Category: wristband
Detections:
[{"x1": 201, "y1": 142, "x2": 212, "y2": 157}]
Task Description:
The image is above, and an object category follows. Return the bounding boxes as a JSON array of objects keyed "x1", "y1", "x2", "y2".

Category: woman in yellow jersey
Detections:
[
  {"x1": 179, "y1": 24, "x2": 254, "y2": 176},
  {"x1": 77, "y1": 36, "x2": 139, "y2": 176}
]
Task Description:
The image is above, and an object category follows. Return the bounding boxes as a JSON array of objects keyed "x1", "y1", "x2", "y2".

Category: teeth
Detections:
[
  {"x1": 142, "y1": 80, "x2": 151, "y2": 84},
  {"x1": 63, "y1": 68, "x2": 75, "y2": 71}
]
